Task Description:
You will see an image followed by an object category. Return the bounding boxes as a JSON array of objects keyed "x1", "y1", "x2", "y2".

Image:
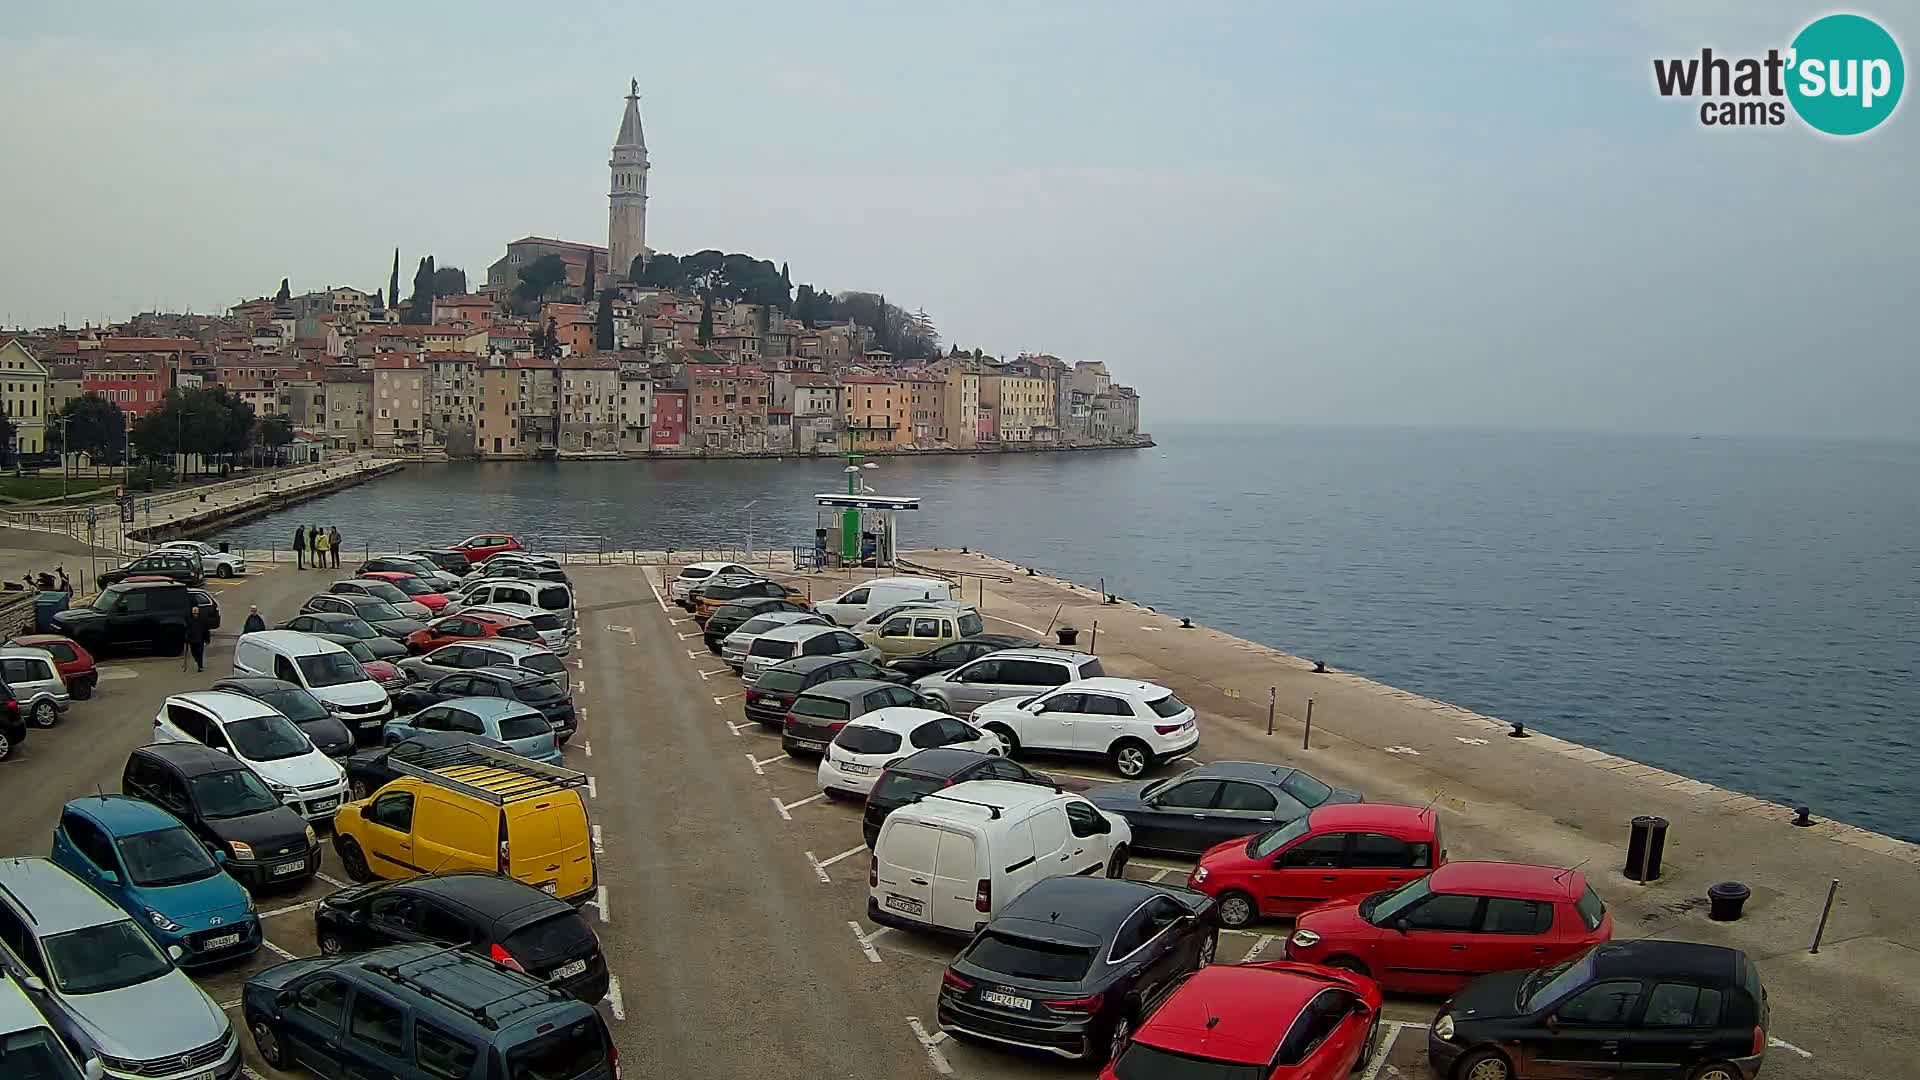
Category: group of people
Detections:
[{"x1": 292, "y1": 524, "x2": 344, "y2": 569}]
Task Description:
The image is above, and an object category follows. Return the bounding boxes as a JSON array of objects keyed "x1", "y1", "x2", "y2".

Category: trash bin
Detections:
[
  {"x1": 1624, "y1": 815, "x2": 1669, "y2": 881},
  {"x1": 33, "y1": 591, "x2": 68, "y2": 634},
  {"x1": 1707, "y1": 881, "x2": 1751, "y2": 921},
  {"x1": 218, "y1": 541, "x2": 230, "y2": 554},
  {"x1": 1056, "y1": 627, "x2": 1079, "y2": 647}
]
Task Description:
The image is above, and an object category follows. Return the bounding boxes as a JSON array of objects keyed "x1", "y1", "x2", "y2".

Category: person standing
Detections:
[
  {"x1": 308, "y1": 524, "x2": 321, "y2": 568},
  {"x1": 242, "y1": 605, "x2": 266, "y2": 634},
  {"x1": 185, "y1": 605, "x2": 210, "y2": 672},
  {"x1": 314, "y1": 526, "x2": 332, "y2": 569},
  {"x1": 328, "y1": 524, "x2": 342, "y2": 568},
  {"x1": 293, "y1": 525, "x2": 307, "y2": 569}
]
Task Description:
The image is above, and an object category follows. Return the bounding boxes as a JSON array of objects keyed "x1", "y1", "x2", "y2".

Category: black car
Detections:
[
  {"x1": 120, "y1": 742, "x2": 322, "y2": 889},
  {"x1": 314, "y1": 871, "x2": 610, "y2": 1003},
  {"x1": 744, "y1": 655, "x2": 910, "y2": 727},
  {"x1": 392, "y1": 666, "x2": 577, "y2": 741},
  {"x1": 345, "y1": 731, "x2": 511, "y2": 800},
  {"x1": 938, "y1": 877, "x2": 1218, "y2": 1065},
  {"x1": 693, "y1": 575, "x2": 804, "y2": 615},
  {"x1": 781, "y1": 678, "x2": 943, "y2": 757},
  {"x1": 95, "y1": 550, "x2": 205, "y2": 589},
  {"x1": 885, "y1": 634, "x2": 1040, "y2": 678},
  {"x1": 0, "y1": 688, "x2": 25, "y2": 760},
  {"x1": 211, "y1": 676, "x2": 356, "y2": 759},
  {"x1": 863, "y1": 748, "x2": 1055, "y2": 847},
  {"x1": 277, "y1": 611, "x2": 409, "y2": 660},
  {"x1": 703, "y1": 598, "x2": 816, "y2": 652},
  {"x1": 51, "y1": 579, "x2": 196, "y2": 655},
  {"x1": 1087, "y1": 761, "x2": 1363, "y2": 857},
  {"x1": 298, "y1": 593, "x2": 426, "y2": 640},
  {"x1": 1430, "y1": 941, "x2": 1768, "y2": 1080},
  {"x1": 410, "y1": 548, "x2": 474, "y2": 576}
]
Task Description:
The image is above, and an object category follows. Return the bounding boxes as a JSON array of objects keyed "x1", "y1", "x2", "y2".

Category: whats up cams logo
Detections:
[{"x1": 1653, "y1": 13, "x2": 1904, "y2": 135}]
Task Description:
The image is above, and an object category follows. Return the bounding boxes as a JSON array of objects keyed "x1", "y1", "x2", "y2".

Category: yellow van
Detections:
[
  {"x1": 858, "y1": 604, "x2": 986, "y2": 659},
  {"x1": 331, "y1": 743, "x2": 596, "y2": 904}
]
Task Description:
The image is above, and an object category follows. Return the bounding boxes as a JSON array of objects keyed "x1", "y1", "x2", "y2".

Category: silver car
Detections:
[
  {"x1": 399, "y1": 638, "x2": 569, "y2": 686},
  {"x1": 0, "y1": 646, "x2": 70, "y2": 729},
  {"x1": 911, "y1": 646, "x2": 1107, "y2": 715},
  {"x1": 740, "y1": 624, "x2": 882, "y2": 684},
  {"x1": 721, "y1": 610, "x2": 828, "y2": 670},
  {"x1": 463, "y1": 601, "x2": 577, "y2": 656},
  {"x1": 0, "y1": 857, "x2": 238, "y2": 1080}
]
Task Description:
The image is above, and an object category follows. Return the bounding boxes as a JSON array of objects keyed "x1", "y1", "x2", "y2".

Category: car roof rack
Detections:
[
  {"x1": 365, "y1": 947, "x2": 553, "y2": 1030},
  {"x1": 919, "y1": 792, "x2": 1002, "y2": 819},
  {"x1": 388, "y1": 743, "x2": 588, "y2": 804}
]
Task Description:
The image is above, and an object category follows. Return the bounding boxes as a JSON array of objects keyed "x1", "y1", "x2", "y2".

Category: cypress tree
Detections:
[
  {"x1": 595, "y1": 292, "x2": 615, "y2": 351},
  {"x1": 389, "y1": 248, "x2": 400, "y2": 311},
  {"x1": 275, "y1": 278, "x2": 290, "y2": 302}
]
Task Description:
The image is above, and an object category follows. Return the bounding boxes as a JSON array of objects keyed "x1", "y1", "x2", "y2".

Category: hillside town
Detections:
[{"x1": 0, "y1": 82, "x2": 1147, "y2": 464}]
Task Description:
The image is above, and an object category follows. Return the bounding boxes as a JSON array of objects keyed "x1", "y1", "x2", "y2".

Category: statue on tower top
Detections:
[{"x1": 630, "y1": 77, "x2": 638, "y2": 97}]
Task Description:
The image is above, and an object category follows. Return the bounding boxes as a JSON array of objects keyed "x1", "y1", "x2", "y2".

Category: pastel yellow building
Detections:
[{"x1": 0, "y1": 339, "x2": 51, "y2": 454}]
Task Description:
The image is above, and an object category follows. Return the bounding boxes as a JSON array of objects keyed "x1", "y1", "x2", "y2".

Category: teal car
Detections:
[{"x1": 50, "y1": 795, "x2": 260, "y2": 968}]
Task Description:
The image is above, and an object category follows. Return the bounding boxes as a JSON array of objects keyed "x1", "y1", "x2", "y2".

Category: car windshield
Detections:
[
  {"x1": 521, "y1": 652, "x2": 565, "y2": 675},
  {"x1": 331, "y1": 617, "x2": 379, "y2": 639},
  {"x1": 0, "y1": 1025, "x2": 88, "y2": 1080},
  {"x1": 835, "y1": 725, "x2": 902, "y2": 755},
  {"x1": 962, "y1": 931, "x2": 1097, "y2": 982},
  {"x1": 1576, "y1": 885, "x2": 1607, "y2": 931},
  {"x1": 256, "y1": 686, "x2": 328, "y2": 722},
  {"x1": 190, "y1": 769, "x2": 282, "y2": 819},
  {"x1": 354, "y1": 600, "x2": 406, "y2": 622},
  {"x1": 115, "y1": 826, "x2": 221, "y2": 887},
  {"x1": 43, "y1": 920, "x2": 173, "y2": 995},
  {"x1": 497, "y1": 713, "x2": 550, "y2": 741},
  {"x1": 342, "y1": 640, "x2": 380, "y2": 663},
  {"x1": 1110, "y1": 1043, "x2": 1264, "y2": 1080},
  {"x1": 871, "y1": 770, "x2": 944, "y2": 804},
  {"x1": 791, "y1": 696, "x2": 849, "y2": 721},
  {"x1": 749, "y1": 639, "x2": 797, "y2": 659},
  {"x1": 224, "y1": 714, "x2": 312, "y2": 761},
  {"x1": 1360, "y1": 875, "x2": 1432, "y2": 925},
  {"x1": 516, "y1": 679, "x2": 566, "y2": 705},
  {"x1": 1522, "y1": 951, "x2": 1598, "y2": 1011},
  {"x1": 1249, "y1": 816, "x2": 1313, "y2": 859},
  {"x1": 1281, "y1": 771, "x2": 1333, "y2": 807},
  {"x1": 536, "y1": 586, "x2": 570, "y2": 612},
  {"x1": 298, "y1": 652, "x2": 366, "y2": 688},
  {"x1": 90, "y1": 588, "x2": 125, "y2": 613},
  {"x1": 505, "y1": 1017, "x2": 606, "y2": 1080},
  {"x1": 755, "y1": 670, "x2": 806, "y2": 694},
  {"x1": 1146, "y1": 693, "x2": 1189, "y2": 718},
  {"x1": 524, "y1": 613, "x2": 562, "y2": 632},
  {"x1": 387, "y1": 577, "x2": 434, "y2": 596}
]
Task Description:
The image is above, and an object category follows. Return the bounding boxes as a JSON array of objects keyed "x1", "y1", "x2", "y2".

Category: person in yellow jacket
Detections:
[{"x1": 313, "y1": 526, "x2": 332, "y2": 568}]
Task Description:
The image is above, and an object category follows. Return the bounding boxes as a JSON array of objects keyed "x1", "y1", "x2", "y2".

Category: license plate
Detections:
[
  {"x1": 980, "y1": 990, "x2": 1032, "y2": 1010},
  {"x1": 839, "y1": 761, "x2": 871, "y2": 774},
  {"x1": 310, "y1": 797, "x2": 338, "y2": 812},
  {"x1": 204, "y1": 933, "x2": 241, "y2": 950},
  {"x1": 358, "y1": 718, "x2": 384, "y2": 729},
  {"x1": 272, "y1": 860, "x2": 306, "y2": 876},
  {"x1": 191, "y1": 1072, "x2": 216, "y2": 1080},
  {"x1": 884, "y1": 895, "x2": 924, "y2": 916},
  {"x1": 552, "y1": 958, "x2": 588, "y2": 980},
  {"x1": 792, "y1": 738, "x2": 824, "y2": 751},
  {"x1": 539, "y1": 882, "x2": 558, "y2": 896}
]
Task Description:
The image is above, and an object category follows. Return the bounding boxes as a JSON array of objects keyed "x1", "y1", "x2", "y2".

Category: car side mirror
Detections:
[
  {"x1": 167, "y1": 944, "x2": 184, "y2": 961},
  {"x1": 20, "y1": 974, "x2": 44, "y2": 993},
  {"x1": 213, "y1": 849, "x2": 228, "y2": 864},
  {"x1": 1544, "y1": 1013, "x2": 1559, "y2": 1031},
  {"x1": 276, "y1": 989, "x2": 296, "y2": 1008},
  {"x1": 349, "y1": 908, "x2": 370, "y2": 925},
  {"x1": 98, "y1": 870, "x2": 119, "y2": 886},
  {"x1": 1393, "y1": 918, "x2": 1411, "y2": 935},
  {"x1": 84, "y1": 1058, "x2": 105, "y2": 1080},
  {"x1": 1353, "y1": 1001, "x2": 1373, "y2": 1018}
]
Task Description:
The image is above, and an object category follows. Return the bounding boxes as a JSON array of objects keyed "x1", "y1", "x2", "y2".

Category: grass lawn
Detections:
[{"x1": 0, "y1": 474, "x2": 121, "y2": 503}]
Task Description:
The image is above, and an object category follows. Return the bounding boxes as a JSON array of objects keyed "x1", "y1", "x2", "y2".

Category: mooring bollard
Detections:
[
  {"x1": 1625, "y1": 815, "x2": 1669, "y2": 883},
  {"x1": 1810, "y1": 878, "x2": 1840, "y2": 953},
  {"x1": 1266, "y1": 687, "x2": 1277, "y2": 736}
]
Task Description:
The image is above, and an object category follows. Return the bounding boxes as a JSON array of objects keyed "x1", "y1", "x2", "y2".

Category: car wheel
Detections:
[
  {"x1": 1353, "y1": 1018, "x2": 1380, "y2": 1073},
  {"x1": 1110, "y1": 739, "x2": 1151, "y2": 779},
  {"x1": 29, "y1": 701, "x2": 58, "y2": 729},
  {"x1": 983, "y1": 723, "x2": 1017, "y2": 753},
  {"x1": 217, "y1": 564, "x2": 233, "y2": 579},
  {"x1": 1106, "y1": 845, "x2": 1129, "y2": 878},
  {"x1": 0, "y1": 730, "x2": 12, "y2": 761},
  {"x1": 349, "y1": 779, "x2": 370, "y2": 800},
  {"x1": 1456, "y1": 1048, "x2": 1511, "y2": 1080},
  {"x1": 336, "y1": 837, "x2": 372, "y2": 883},
  {"x1": 1215, "y1": 890, "x2": 1257, "y2": 929},
  {"x1": 318, "y1": 929, "x2": 346, "y2": 956},
  {"x1": 1103, "y1": 1012, "x2": 1133, "y2": 1065},
  {"x1": 1326, "y1": 955, "x2": 1369, "y2": 976},
  {"x1": 1196, "y1": 930, "x2": 1217, "y2": 968},
  {"x1": 251, "y1": 1020, "x2": 286, "y2": 1069},
  {"x1": 1689, "y1": 1065, "x2": 1742, "y2": 1080},
  {"x1": 71, "y1": 682, "x2": 92, "y2": 701}
]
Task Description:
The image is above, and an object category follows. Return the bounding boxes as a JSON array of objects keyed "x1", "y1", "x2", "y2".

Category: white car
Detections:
[
  {"x1": 969, "y1": 677, "x2": 1200, "y2": 779},
  {"x1": 816, "y1": 707, "x2": 1004, "y2": 798},
  {"x1": 151, "y1": 690, "x2": 350, "y2": 821},
  {"x1": 157, "y1": 539, "x2": 247, "y2": 577},
  {"x1": 740, "y1": 624, "x2": 881, "y2": 684},
  {"x1": 670, "y1": 561, "x2": 752, "y2": 606},
  {"x1": 721, "y1": 610, "x2": 828, "y2": 670},
  {"x1": 464, "y1": 601, "x2": 577, "y2": 656}
]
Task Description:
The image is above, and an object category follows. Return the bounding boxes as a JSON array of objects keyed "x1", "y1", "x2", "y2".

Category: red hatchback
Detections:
[
  {"x1": 404, "y1": 611, "x2": 541, "y2": 654},
  {"x1": 8, "y1": 634, "x2": 98, "y2": 700},
  {"x1": 451, "y1": 533, "x2": 523, "y2": 563},
  {"x1": 361, "y1": 570, "x2": 451, "y2": 613},
  {"x1": 1100, "y1": 961, "x2": 1382, "y2": 1080},
  {"x1": 1286, "y1": 862, "x2": 1612, "y2": 995},
  {"x1": 1190, "y1": 803, "x2": 1444, "y2": 928}
]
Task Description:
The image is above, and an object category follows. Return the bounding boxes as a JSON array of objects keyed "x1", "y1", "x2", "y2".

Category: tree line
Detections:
[{"x1": 37, "y1": 388, "x2": 294, "y2": 474}]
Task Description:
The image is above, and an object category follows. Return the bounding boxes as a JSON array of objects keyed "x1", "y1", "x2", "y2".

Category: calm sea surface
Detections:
[{"x1": 216, "y1": 426, "x2": 1920, "y2": 841}]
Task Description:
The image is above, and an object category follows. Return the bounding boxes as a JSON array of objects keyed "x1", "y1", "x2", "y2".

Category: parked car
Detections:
[
  {"x1": 343, "y1": 731, "x2": 511, "y2": 801},
  {"x1": 210, "y1": 676, "x2": 355, "y2": 759},
  {"x1": 480, "y1": 562, "x2": 571, "y2": 585},
  {"x1": 782, "y1": 679, "x2": 942, "y2": 757},
  {"x1": 0, "y1": 693, "x2": 24, "y2": 761},
  {"x1": 0, "y1": 963, "x2": 97, "y2": 1080},
  {"x1": 382, "y1": 696, "x2": 562, "y2": 765},
  {"x1": 692, "y1": 576, "x2": 807, "y2": 624},
  {"x1": 276, "y1": 611, "x2": 409, "y2": 660},
  {"x1": 1428, "y1": 940, "x2": 1767, "y2": 1080},
  {"x1": 356, "y1": 555, "x2": 462, "y2": 590},
  {"x1": 741, "y1": 623, "x2": 883, "y2": 684},
  {"x1": 6, "y1": 634, "x2": 97, "y2": 700},
  {"x1": 242, "y1": 943, "x2": 616, "y2": 1079},
  {"x1": 858, "y1": 604, "x2": 988, "y2": 659},
  {"x1": 1102, "y1": 961, "x2": 1383, "y2": 1080},
  {"x1": 313, "y1": 871, "x2": 609, "y2": 1002},
  {"x1": 861, "y1": 747, "x2": 1055, "y2": 848},
  {"x1": 884, "y1": 634, "x2": 1039, "y2": 680},
  {"x1": 151, "y1": 690, "x2": 351, "y2": 822},
  {"x1": 814, "y1": 575, "x2": 956, "y2": 627},
  {"x1": 390, "y1": 667, "x2": 576, "y2": 742},
  {"x1": 360, "y1": 570, "x2": 452, "y2": 613},
  {"x1": 448, "y1": 532, "x2": 524, "y2": 562},
  {"x1": 403, "y1": 610, "x2": 541, "y2": 655},
  {"x1": 971, "y1": 677, "x2": 1201, "y2": 779},
  {"x1": 448, "y1": 578, "x2": 576, "y2": 632},
  {"x1": 400, "y1": 639, "x2": 567, "y2": 685},
  {"x1": 1286, "y1": 862, "x2": 1614, "y2": 994},
  {"x1": 331, "y1": 742, "x2": 594, "y2": 903},
  {"x1": 1089, "y1": 761, "x2": 1362, "y2": 857},
  {"x1": 326, "y1": 578, "x2": 430, "y2": 620},
  {"x1": 121, "y1": 742, "x2": 322, "y2": 890},
  {"x1": 743, "y1": 655, "x2": 908, "y2": 727},
  {"x1": 408, "y1": 547, "x2": 474, "y2": 577},
  {"x1": 51, "y1": 579, "x2": 196, "y2": 656},
  {"x1": 479, "y1": 551, "x2": 561, "y2": 574},
  {"x1": 848, "y1": 598, "x2": 981, "y2": 636},
  {"x1": 869, "y1": 780, "x2": 1132, "y2": 935},
  {"x1": 310, "y1": 635, "x2": 409, "y2": 693},
  {"x1": 707, "y1": 601, "x2": 819, "y2": 658},
  {"x1": 0, "y1": 646, "x2": 69, "y2": 729},
  {"x1": 671, "y1": 560, "x2": 752, "y2": 607},
  {"x1": 157, "y1": 539, "x2": 246, "y2": 578},
  {"x1": 458, "y1": 603, "x2": 573, "y2": 655},
  {"x1": 232, "y1": 631, "x2": 394, "y2": 738},
  {"x1": 0, "y1": 856, "x2": 239, "y2": 1080},
  {"x1": 816, "y1": 707, "x2": 1003, "y2": 798},
  {"x1": 913, "y1": 646, "x2": 1107, "y2": 716},
  {"x1": 96, "y1": 551, "x2": 204, "y2": 590},
  {"x1": 1191, "y1": 803, "x2": 1445, "y2": 927},
  {"x1": 938, "y1": 876, "x2": 1217, "y2": 1065},
  {"x1": 297, "y1": 594, "x2": 426, "y2": 640},
  {"x1": 50, "y1": 796, "x2": 260, "y2": 968}
]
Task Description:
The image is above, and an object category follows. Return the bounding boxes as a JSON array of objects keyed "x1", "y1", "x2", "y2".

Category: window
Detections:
[
  {"x1": 1405, "y1": 893, "x2": 1483, "y2": 931},
  {"x1": 415, "y1": 1020, "x2": 480, "y2": 1080},
  {"x1": 931, "y1": 718, "x2": 978, "y2": 744},
  {"x1": 840, "y1": 588, "x2": 870, "y2": 606},
  {"x1": 291, "y1": 976, "x2": 349, "y2": 1029},
  {"x1": 1576, "y1": 886, "x2": 1608, "y2": 931},
  {"x1": 367, "y1": 791, "x2": 414, "y2": 831},
  {"x1": 1109, "y1": 912, "x2": 1150, "y2": 960},
  {"x1": 1275, "y1": 990, "x2": 1359, "y2": 1066},
  {"x1": 1557, "y1": 980, "x2": 1643, "y2": 1026},
  {"x1": 1642, "y1": 983, "x2": 1723, "y2": 1028},
  {"x1": 1280, "y1": 832, "x2": 1348, "y2": 868},
  {"x1": 1154, "y1": 779, "x2": 1221, "y2": 810},
  {"x1": 1482, "y1": 898, "x2": 1553, "y2": 934},
  {"x1": 60, "y1": 813, "x2": 119, "y2": 871},
  {"x1": 0, "y1": 658, "x2": 49, "y2": 684},
  {"x1": 913, "y1": 617, "x2": 941, "y2": 637},
  {"x1": 348, "y1": 992, "x2": 407, "y2": 1056},
  {"x1": 1350, "y1": 833, "x2": 1418, "y2": 869},
  {"x1": 1280, "y1": 771, "x2": 1334, "y2": 807},
  {"x1": 1064, "y1": 801, "x2": 1105, "y2": 837},
  {"x1": 1214, "y1": 781, "x2": 1278, "y2": 813},
  {"x1": 165, "y1": 703, "x2": 210, "y2": 743}
]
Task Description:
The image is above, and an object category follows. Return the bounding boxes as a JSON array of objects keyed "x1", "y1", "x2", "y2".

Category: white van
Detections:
[
  {"x1": 816, "y1": 575, "x2": 956, "y2": 627},
  {"x1": 232, "y1": 630, "x2": 392, "y2": 734},
  {"x1": 868, "y1": 780, "x2": 1131, "y2": 936}
]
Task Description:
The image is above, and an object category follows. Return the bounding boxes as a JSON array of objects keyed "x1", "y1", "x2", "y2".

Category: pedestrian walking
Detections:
[
  {"x1": 293, "y1": 525, "x2": 307, "y2": 569},
  {"x1": 315, "y1": 527, "x2": 332, "y2": 570},
  {"x1": 185, "y1": 605, "x2": 210, "y2": 672},
  {"x1": 328, "y1": 524, "x2": 342, "y2": 568},
  {"x1": 242, "y1": 605, "x2": 266, "y2": 634}
]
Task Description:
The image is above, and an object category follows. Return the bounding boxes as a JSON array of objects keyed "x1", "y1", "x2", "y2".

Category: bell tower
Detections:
[{"x1": 608, "y1": 79, "x2": 650, "y2": 284}]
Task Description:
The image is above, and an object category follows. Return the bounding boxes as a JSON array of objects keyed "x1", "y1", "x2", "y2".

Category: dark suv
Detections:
[
  {"x1": 743, "y1": 655, "x2": 908, "y2": 727},
  {"x1": 862, "y1": 747, "x2": 1055, "y2": 847},
  {"x1": 51, "y1": 579, "x2": 196, "y2": 655},
  {"x1": 121, "y1": 742, "x2": 323, "y2": 889},
  {"x1": 244, "y1": 943, "x2": 617, "y2": 1080},
  {"x1": 96, "y1": 550, "x2": 205, "y2": 589},
  {"x1": 392, "y1": 667, "x2": 577, "y2": 742},
  {"x1": 781, "y1": 679, "x2": 939, "y2": 757}
]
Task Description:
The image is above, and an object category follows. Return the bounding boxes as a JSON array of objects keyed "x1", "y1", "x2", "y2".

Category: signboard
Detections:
[{"x1": 118, "y1": 496, "x2": 134, "y2": 524}]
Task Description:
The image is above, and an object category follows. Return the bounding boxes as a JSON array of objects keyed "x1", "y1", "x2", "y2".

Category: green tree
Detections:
[
  {"x1": 129, "y1": 401, "x2": 179, "y2": 464},
  {"x1": 595, "y1": 292, "x2": 615, "y2": 351},
  {"x1": 258, "y1": 415, "x2": 295, "y2": 463},
  {"x1": 389, "y1": 248, "x2": 400, "y2": 311},
  {"x1": 54, "y1": 393, "x2": 126, "y2": 466},
  {"x1": 697, "y1": 289, "x2": 713, "y2": 345},
  {"x1": 515, "y1": 255, "x2": 569, "y2": 307},
  {"x1": 404, "y1": 258, "x2": 430, "y2": 323},
  {"x1": 0, "y1": 410, "x2": 15, "y2": 466},
  {"x1": 430, "y1": 265, "x2": 467, "y2": 295}
]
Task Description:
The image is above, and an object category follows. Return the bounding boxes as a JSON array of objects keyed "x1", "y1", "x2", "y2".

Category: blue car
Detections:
[
  {"x1": 382, "y1": 696, "x2": 561, "y2": 765},
  {"x1": 51, "y1": 795, "x2": 261, "y2": 968}
]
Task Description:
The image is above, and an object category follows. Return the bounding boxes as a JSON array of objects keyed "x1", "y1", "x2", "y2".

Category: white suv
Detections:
[
  {"x1": 158, "y1": 539, "x2": 247, "y2": 578},
  {"x1": 151, "y1": 691, "x2": 350, "y2": 821},
  {"x1": 969, "y1": 677, "x2": 1200, "y2": 779},
  {"x1": 816, "y1": 707, "x2": 1004, "y2": 798},
  {"x1": 671, "y1": 561, "x2": 752, "y2": 606}
]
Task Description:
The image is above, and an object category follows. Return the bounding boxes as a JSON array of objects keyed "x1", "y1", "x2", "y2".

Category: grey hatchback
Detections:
[
  {"x1": 781, "y1": 678, "x2": 941, "y2": 757},
  {"x1": 0, "y1": 646, "x2": 70, "y2": 730}
]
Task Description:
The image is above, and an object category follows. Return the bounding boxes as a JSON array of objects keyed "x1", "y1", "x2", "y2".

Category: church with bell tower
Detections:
[{"x1": 608, "y1": 79, "x2": 650, "y2": 283}]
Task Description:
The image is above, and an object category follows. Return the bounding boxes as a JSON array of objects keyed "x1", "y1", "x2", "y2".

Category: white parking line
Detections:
[
  {"x1": 605, "y1": 975, "x2": 626, "y2": 1021},
  {"x1": 714, "y1": 693, "x2": 742, "y2": 704},
  {"x1": 726, "y1": 720, "x2": 758, "y2": 736},
  {"x1": 582, "y1": 740, "x2": 593, "y2": 757},
  {"x1": 1127, "y1": 857, "x2": 1193, "y2": 875},
  {"x1": 1148, "y1": 868, "x2": 1171, "y2": 882},
  {"x1": 753, "y1": 753, "x2": 788, "y2": 771},
  {"x1": 983, "y1": 614, "x2": 1046, "y2": 636},
  {"x1": 772, "y1": 796, "x2": 792, "y2": 820},
  {"x1": 906, "y1": 1017, "x2": 954, "y2": 1075},
  {"x1": 686, "y1": 649, "x2": 704, "y2": 660},
  {"x1": 594, "y1": 885, "x2": 609, "y2": 923},
  {"x1": 219, "y1": 998, "x2": 242, "y2": 1011},
  {"x1": 678, "y1": 631, "x2": 701, "y2": 640},
  {"x1": 1051, "y1": 771, "x2": 1121, "y2": 784},
  {"x1": 781, "y1": 793, "x2": 824, "y2": 815},
  {"x1": 315, "y1": 872, "x2": 350, "y2": 890},
  {"x1": 1769, "y1": 1037, "x2": 1814, "y2": 1059},
  {"x1": 697, "y1": 668, "x2": 729, "y2": 679},
  {"x1": 817, "y1": 844, "x2": 866, "y2": 868},
  {"x1": 849, "y1": 921, "x2": 883, "y2": 963},
  {"x1": 1359, "y1": 1021, "x2": 1414, "y2": 1080},
  {"x1": 259, "y1": 898, "x2": 324, "y2": 920},
  {"x1": 1240, "y1": 933, "x2": 1276, "y2": 962},
  {"x1": 645, "y1": 573, "x2": 669, "y2": 612},
  {"x1": 262, "y1": 939, "x2": 297, "y2": 961},
  {"x1": 804, "y1": 851, "x2": 832, "y2": 883},
  {"x1": 591, "y1": 824, "x2": 604, "y2": 855},
  {"x1": 586, "y1": 776, "x2": 598, "y2": 799}
]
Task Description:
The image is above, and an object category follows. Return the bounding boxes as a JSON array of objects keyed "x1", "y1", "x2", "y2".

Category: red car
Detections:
[
  {"x1": 360, "y1": 570, "x2": 451, "y2": 613},
  {"x1": 8, "y1": 634, "x2": 98, "y2": 700},
  {"x1": 404, "y1": 611, "x2": 542, "y2": 655},
  {"x1": 1100, "y1": 961, "x2": 1382, "y2": 1080},
  {"x1": 1190, "y1": 803, "x2": 1445, "y2": 927},
  {"x1": 450, "y1": 533, "x2": 524, "y2": 563},
  {"x1": 1285, "y1": 862, "x2": 1613, "y2": 995}
]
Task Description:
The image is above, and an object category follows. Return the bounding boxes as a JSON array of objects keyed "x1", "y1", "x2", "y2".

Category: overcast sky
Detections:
[{"x1": 3, "y1": 2, "x2": 1915, "y2": 437}]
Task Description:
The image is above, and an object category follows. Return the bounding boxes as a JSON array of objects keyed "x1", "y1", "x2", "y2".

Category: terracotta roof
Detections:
[
  {"x1": 507, "y1": 236, "x2": 608, "y2": 254},
  {"x1": 559, "y1": 355, "x2": 619, "y2": 370},
  {"x1": 839, "y1": 374, "x2": 898, "y2": 385},
  {"x1": 102, "y1": 337, "x2": 196, "y2": 352},
  {"x1": 688, "y1": 365, "x2": 767, "y2": 378},
  {"x1": 373, "y1": 357, "x2": 422, "y2": 370}
]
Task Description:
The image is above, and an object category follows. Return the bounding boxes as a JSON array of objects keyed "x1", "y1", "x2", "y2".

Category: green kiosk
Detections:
[{"x1": 814, "y1": 490, "x2": 920, "y2": 568}]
